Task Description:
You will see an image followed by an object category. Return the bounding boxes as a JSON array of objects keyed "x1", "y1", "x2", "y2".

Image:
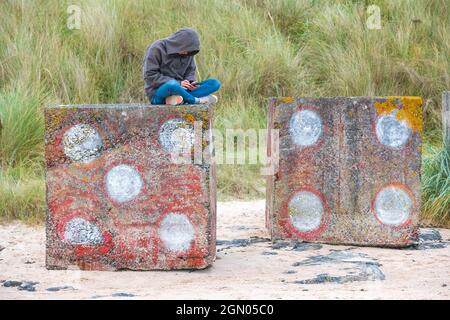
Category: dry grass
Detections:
[{"x1": 0, "y1": 0, "x2": 448, "y2": 225}]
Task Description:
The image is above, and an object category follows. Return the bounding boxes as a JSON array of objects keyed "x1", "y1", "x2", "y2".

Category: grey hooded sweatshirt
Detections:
[{"x1": 143, "y1": 28, "x2": 200, "y2": 99}]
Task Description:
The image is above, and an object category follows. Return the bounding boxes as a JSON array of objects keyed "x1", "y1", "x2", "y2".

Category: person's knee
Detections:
[
  {"x1": 165, "y1": 79, "x2": 180, "y2": 88},
  {"x1": 208, "y1": 78, "x2": 221, "y2": 91}
]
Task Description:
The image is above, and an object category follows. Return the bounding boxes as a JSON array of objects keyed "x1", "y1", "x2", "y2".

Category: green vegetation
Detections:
[
  {"x1": 422, "y1": 144, "x2": 450, "y2": 227},
  {"x1": 0, "y1": 0, "x2": 448, "y2": 225}
]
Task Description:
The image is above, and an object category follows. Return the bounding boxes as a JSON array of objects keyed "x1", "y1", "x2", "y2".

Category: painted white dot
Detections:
[
  {"x1": 159, "y1": 213, "x2": 195, "y2": 252},
  {"x1": 374, "y1": 186, "x2": 412, "y2": 226},
  {"x1": 64, "y1": 218, "x2": 103, "y2": 245},
  {"x1": 104, "y1": 164, "x2": 143, "y2": 203},
  {"x1": 63, "y1": 124, "x2": 103, "y2": 163},
  {"x1": 158, "y1": 118, "x2": 194, "y2": 153},
  {"x1": 288, "y1": 191, "x2": 324, "y2": 232},
  {"x1": 289, "y1": 110, "x2": 323, "y2": 146},
  {"x1": 376, "y1": 114, "x2": 411, "y2": 149}
]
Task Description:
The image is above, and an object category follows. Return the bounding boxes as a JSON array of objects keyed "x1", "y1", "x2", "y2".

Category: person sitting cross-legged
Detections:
[{"x1": 143, "y1": 27, "x2": 221, "y2": 105}]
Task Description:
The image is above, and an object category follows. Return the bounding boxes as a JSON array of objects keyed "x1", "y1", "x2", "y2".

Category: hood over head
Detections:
[{"x1": 164, "y1": 27, "x2": 200, "y2": 56}]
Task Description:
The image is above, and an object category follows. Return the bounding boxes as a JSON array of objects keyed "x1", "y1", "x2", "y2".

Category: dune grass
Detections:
[
  {"x1": 422, "y1": 144, "x2": 450, "y2": 227},
  {"x1": 0, "y1": 0, "x2": 449, "y2": 225}
]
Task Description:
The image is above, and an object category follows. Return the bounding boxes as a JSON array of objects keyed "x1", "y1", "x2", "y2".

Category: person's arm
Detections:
[
  {"x1": 184, "y1": 57, "x2": 197, "y2": 82},
  {"x1": 143, "y1": 45, "x2": 174, "y2": 88}
]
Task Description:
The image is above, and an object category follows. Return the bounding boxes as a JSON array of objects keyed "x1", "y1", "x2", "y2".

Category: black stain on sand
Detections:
[
  {"x1": 419, "y1": 229, "x2": 442, "y2": 242},
  {"x1": 216, "y1": 238, "x2": 323, "y2": 253},
  {"x1": 46, "y1": 285, "x2": 75, "y2": 292},
  {"x1": 291, "y1": 250, "x2": 385, "y2": 285},
  {"x1": 404, "y1": 229, "x2": 448, "y2": 250},
  {"x1": 2, "y1": 280, "x2": 39, "y2": 292},
  {"x1": 272, "y1": 241, "x2": 322, "y2": 251},
  {"x1": 216, "y1": 237, "x2": 270, "y2": 252}
]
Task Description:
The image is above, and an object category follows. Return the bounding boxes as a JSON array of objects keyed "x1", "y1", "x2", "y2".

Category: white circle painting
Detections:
[
  {"x1": 374, "y1": 186, "x2": 412, "y2": 226},
  {"x1": 158, "y1": 118, "x2": 194, "y2": 153},
  {"x1": 288, "y1": 191, "x2": 324, "y2": 233},
  {"x1": 104, "y1": 164, "x2": 143, "y2": 203},
  {"x1": 376, "y1": 115, "x2": 411, "y2": 149},
  {"x1": 289, "y1": 110, "x2": 323, "y2": 146},
  {"x1": 63, "y1": 217, "x2": 103, "y2": 245},
  {"x1": 63, "y1": 124, "x2": 103, "y2": 163},
  {"x1": 159, "y1": 213, "x2": 195, "y2": 253}
]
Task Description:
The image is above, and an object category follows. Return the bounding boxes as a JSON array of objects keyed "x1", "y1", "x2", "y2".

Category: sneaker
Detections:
[
  {"x1": 165, "y1": 95, "x2": 183, "y2": 105},
  {"x1": 198, "y1": 95, "x2": 218, "y2": 104}
]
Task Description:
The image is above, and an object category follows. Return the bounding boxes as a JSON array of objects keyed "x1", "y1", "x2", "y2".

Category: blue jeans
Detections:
[{"x1": 150, "y1": 78, "x2": 221, "y2": 104}]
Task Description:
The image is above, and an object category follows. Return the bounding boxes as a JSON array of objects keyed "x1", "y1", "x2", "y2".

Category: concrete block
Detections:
[
  {"x1": 45, "y1": 104, "x2": 216, "y2": 270},
  {"x1": 266, "y1": 97, "x2": 422, "y2": 247},
  {"x1": 443, "y1": 91, "x2": 450, "y2": 146}
]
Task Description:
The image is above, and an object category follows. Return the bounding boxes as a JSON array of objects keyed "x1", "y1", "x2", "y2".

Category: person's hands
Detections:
[
  {"x1": 190, "y1": 81, "x2": 200, "y2": 90},
  {"x1": 181, "y1": 80, "x2": 194, "y2": 90},
  {"x1": 181, "y1": 80, "x2": 199, "y2": 91}
]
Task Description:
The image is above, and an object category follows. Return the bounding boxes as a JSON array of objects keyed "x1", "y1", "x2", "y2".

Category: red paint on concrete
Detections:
[
  {"x1": 266, "y1": 97, "x2": 422, "y2": 247},
  {"x1": 280, "y1": 186, "x2": 331, "y2": 241},
  {"x1": 45, "y1": 104, "x2": 216, "y2": 270}
]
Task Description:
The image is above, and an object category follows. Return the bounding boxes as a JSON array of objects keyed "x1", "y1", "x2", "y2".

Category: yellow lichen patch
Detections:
[
  {"x1": 201, "y1": 110, "x2": 209, "y2": 129},
  {"x1": 278, "y1": 96, "x2": 294, "y2": 104},
  {"x1": 47, "y1": 108, "x2": 70, "y2": 132},
  {"x1": 374, "y1": 99, "x2": 397, "y2": 116},
  {"x1": 396, "y1": 96, "x2": 422, "y2": 133},
  {"x1": 184, "y1": 113, "x2": 195, "y2": 124},
  {"x1": 373, "y1": 96, "x2": 423, "y2": 133}
]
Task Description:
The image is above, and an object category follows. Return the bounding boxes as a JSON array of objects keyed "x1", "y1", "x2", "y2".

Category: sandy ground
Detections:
[{"x1": 0, "y1": 200, "x2": 449, "y2": 300}]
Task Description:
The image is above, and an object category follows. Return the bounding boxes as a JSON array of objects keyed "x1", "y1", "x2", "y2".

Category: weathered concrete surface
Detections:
[
  {"x1": 443, "y1": 91, "x2": 450, "y2": 145},
  {"x1": 1, "y1": 201, "x2": 449, "y2": 299},
  {"x1": 44, "y1": 104, "x2": 216, "y2": 270},
  {"x1": 267, "y1": 97, "x2": 422, "y2": 247}
]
